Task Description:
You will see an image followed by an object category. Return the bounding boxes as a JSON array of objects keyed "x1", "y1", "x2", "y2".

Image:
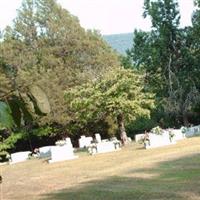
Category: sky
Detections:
[{"x1": 0, "y1": 0, "x2": 195, "y2": 35}]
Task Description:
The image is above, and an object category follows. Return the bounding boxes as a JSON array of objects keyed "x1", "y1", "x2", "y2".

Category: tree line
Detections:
[{"x1": 123, "y1": 0, "x2": 200, "y2": 131}]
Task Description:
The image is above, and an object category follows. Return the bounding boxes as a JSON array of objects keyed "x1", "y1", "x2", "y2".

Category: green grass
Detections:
[{"x1": 1, "y1": 137, "x2": 200, "y2": 200}]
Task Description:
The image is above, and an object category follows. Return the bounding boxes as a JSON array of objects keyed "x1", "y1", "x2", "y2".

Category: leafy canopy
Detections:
[
  {"x1": 125, "y1": 0, "x2": 200, "y2": 125},
  {"x1": 0, "y1": 102, "x2": 14, "y2": 130},
  {"x1": 65, "y1": 68, "x2": 155, "y2": 132}
]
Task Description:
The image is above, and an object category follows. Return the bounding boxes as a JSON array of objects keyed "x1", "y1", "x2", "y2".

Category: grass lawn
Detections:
[{"x1": 1, "y1": 137, "x2": 200, "y2": 200}]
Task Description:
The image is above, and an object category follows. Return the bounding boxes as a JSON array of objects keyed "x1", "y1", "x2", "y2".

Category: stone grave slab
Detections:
[{"x1": 10, "y1": 151, "x2": 31, "y2": 164}]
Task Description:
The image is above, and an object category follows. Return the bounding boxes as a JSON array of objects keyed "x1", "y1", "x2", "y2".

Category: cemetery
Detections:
[
  {"x1": 1, "y1": 136, "x2": 200, "y2": 200},
  {"x1": 6, "y1": 134, "x2": 122, "y2": 164},
  {"x1": 5, "y1": 124, "x2": 200, "y2": 165},
  {"x1": 1, "y1": 0, "x2": 200, "y2": 199},
  {"x1": 1, "y1": 124, "x2": 200, "y2": 200}
]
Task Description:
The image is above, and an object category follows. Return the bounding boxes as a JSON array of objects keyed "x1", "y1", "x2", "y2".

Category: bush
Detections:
[{"x1": 126, "y1": 117, "x2": 157, "y2": 138}]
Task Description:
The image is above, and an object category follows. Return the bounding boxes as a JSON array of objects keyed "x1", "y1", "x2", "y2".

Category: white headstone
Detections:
[
  {"x1": 96, "y1": 141, "x2": 117, "y2": 153},
  {"x1": 135, "y1": 134, "x2": 145, "y2": 142},
  {"x1": 88, "y1": 139, "x2": 121, "y2": 155},
  {"x1": 39, "y1": 146, "x2": 54, "y2": 158},
  {"x1": 185, "y1": 125, "x2": 200, "y2": 137},
  {"x1": 145, "y1": 132, "x2": 176, "y2": 149},
  {"x1": 78, "y1": 135, "x2": 93, "y2": 148},
  {"x1": 10, "y1": 151, "x2": 31, "y2": 164},
  {"x1": 171, "y1": 129, "x2": 185, "y2": 141},
  {"x1": 95, "y1": 133, "x2": 101, "y2": 143},
  {"x1": 65, "y1": 137, "x2": 73, "y2": 148},
  {"x1": 48, "y1": 144, "x2": 78, "y2": 163}
]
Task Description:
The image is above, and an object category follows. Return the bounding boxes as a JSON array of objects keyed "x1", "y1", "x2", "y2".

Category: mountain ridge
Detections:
[{"x1": 103, "y1": 32, "x2": 133, "y2": 55}]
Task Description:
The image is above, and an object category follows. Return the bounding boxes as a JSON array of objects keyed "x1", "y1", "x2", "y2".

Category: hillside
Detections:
[{"x1": 103, "y1": 33, "x2": 133, "y2": 55}]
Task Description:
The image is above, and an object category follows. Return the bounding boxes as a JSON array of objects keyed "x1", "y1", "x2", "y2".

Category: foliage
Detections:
[
  {"x1": 151, "y1": 126, "x2": 163, "y2": 135},
  {"x1": 65, "y1": 68, "x2": 155, "y2": 141},
  {"x1": 0, "y1": 66, "x2": 13, "y2": 100},
  {"x1": 28, "y1": 85, "x2": 51, "y2": 115},
  {"x1": 0, "y1": 0, "x2": 120, "y2": 129},
  {"x1": 0, "y1": 0, "x2": 121, "y2": 154},
  {"x1": 0, "y1": 131, "x2": 25, "y2": 161},
  {"x1": 104, "y1": 116, "x2": 118, "y2": 137},
  {"x1": 125, "y1": 0, "x2": 200, "y2": 126},
  {"x1": 126, "y1": 116, "x2": 157, "y2": 137},
  {"x1": 0, "y1": 101, "x2": 14, "y2": 130},
  {"x1": 30, "y1": 126, "x2": 55, "y2": 138},
  {"x1": 0, "y1": 132, "x2": 24, "y2": 152}
]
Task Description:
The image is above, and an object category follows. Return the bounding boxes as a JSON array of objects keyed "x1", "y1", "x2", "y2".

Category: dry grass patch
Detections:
[{"x1": 1, "y1": 137, "x2": 200, "y2": 200}]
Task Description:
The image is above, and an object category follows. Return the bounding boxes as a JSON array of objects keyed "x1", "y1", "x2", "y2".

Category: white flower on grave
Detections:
[
  {"x1": 55, "y1": 140, "x2": 66, "y2": 146},
  {"x1": 169, "y1": 130, "x2": 175, "y2": 142},
  {"x1": 181, "y1": 126, "x2": 187, "y2": 133},
  {"x1": 151, "y1": 126, "x2": 163, "y2": 135}
]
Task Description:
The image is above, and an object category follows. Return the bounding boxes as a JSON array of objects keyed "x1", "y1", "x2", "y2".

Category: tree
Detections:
[
  {"x1": 0, "y1": 67, "x2": 13, "y2": 100},
  {"x1": 65, "y1": 68, "x2": 154, "y2": 144},
  {"x1": 0, "y1": 0, "x2": 120, "y2": 129},
  {"x1": 0, "y1": 0, "x2": 121, "y2": 155},
  {"x1": 125, "y1": 0, "x2": 200, "y2": 126}
]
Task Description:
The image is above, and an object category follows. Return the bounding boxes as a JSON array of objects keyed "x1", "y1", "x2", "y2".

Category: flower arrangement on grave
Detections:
[
  {"x1": 169, "y1": 130, "x2": 175, "y2": 142},
  {"x1": 143, "y1": 131, "x2": 150, "y2": 146},
  {"x1": 112, "y1": 139, "x2": 122, "y2": 149},
  {"x1": 181, "y1": 126, "x2": 187, "y2": 134},
  {"x1": 87, "y1": 143, "x2": 97, "y2": 155},
  {"x1": 55, "y1": 140, "x2": 66, "y2": 146},
  {"x1": 151, "y1": 126, "x2": 163, "y2": 135}
]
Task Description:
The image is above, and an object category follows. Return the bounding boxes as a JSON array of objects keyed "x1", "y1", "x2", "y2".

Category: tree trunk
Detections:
[
  {"x1": 117, "y1": 113, "x2": 128, "y2": 145},
  {"x1": 183, "y1": 112, "x2": 189, "y2": 127}
]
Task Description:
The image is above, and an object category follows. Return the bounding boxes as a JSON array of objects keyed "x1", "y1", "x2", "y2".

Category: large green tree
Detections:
[
  {"x1": 0, "y1": 0, "x2": 120, "y2": 128},
  {"x1": 0, "y1": 0, "x2": 121, "y2": 156},
  {"x1": 65, "y1": 68, "x2": 154, "y2": 144},
  {"x1": 126, "y1": 0, "x2": 200, "y2": 125}
]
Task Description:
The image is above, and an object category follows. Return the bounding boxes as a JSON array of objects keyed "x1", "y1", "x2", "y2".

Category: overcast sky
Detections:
[{"x1": 0, "y1": 0, "x2": 195, "y2": 35}]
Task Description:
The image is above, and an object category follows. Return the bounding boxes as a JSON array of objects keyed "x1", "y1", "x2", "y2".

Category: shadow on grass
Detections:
[{"x1": 42, "y1": 153, "x2": 200, "y2": 200}]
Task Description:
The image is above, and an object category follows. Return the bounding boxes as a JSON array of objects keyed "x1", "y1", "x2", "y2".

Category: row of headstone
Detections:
[
  {"x1": 9, "y1": 134, "x2": 122, "y2": 164},
  {"x1": 135, "y1": 128, "x2": 186, "y2": 149},
  {"x1": 9, "y1": 138, "x2": 77, "y2": 164}
]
